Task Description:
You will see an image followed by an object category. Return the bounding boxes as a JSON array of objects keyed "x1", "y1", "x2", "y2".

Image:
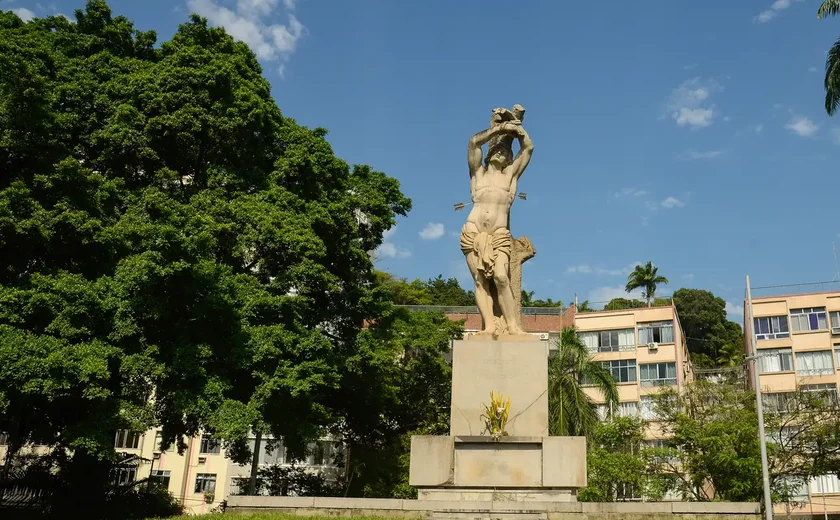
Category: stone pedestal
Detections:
[{"x1": 410, "y1": 340, "x2": 587, "y2": 502}]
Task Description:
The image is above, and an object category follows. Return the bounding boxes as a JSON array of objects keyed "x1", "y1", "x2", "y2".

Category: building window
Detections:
[
  {"x1": 199, "y1": 434, "x2": 221, "y2": 454},
  {"x1": 114, "y1": 430, "x2": 140, "y2": 449},
  {"x1": 579, "y1": 329, "x2": 635, "y2": 353},
  {"x1": 790, "y1": 307, "x2": 827, "y2": 332},
  {"x1": 639, "y1": 362, "x2": 677, "y2": 387},
  {"x1": 640, "y1": 396, "x2": 662, "y2": 420},
  {"x1": 194, "y1": 473, "x2": 217, "y2": 493},
  {"x1": 638, "y1": 321, "x2": 674, "y2": 344},
  {"x1": 615, "y1": 401, "x2": 639, "y2": 418},
  {"x1": 308, "y1": 440, "x2": 338, "y2": 466},
  {"x1": 754, "y1": 316, "x2": 790, "y2": 340},
  {"x1": 801, "y1": 383, "x2": 839, "y2": 406},
  {"x1": 757, "y1": 348, "x2": 793, "y2": 373},
  {"x1": 153, "y1": 431, "x2": 164, "y2": 452},
  {"x1": 595, "y1": 404, "x2": 610, "y2": 421},
  {"x1": 0, "y1": 432, "x2": 7, "y2": 446},
  {"x1": 810, "y1": 474, "x2": 840, "y2": 495},
  {"x1": 602, "y1": 360, "x2": 637, "y2": 383},
  {"x1": 763, "y1": 392, "x2": 792, "y2": 413},
  {"x1": 835, "y1": 346, "x2": 840, "y2": 367},
  {"x1": 150, "y1": 470, "x2": 171, "y2": 489},
  {"x1": 261, "y1": 439, "x2": 285, "y2": 466},
  {"x1": 795, "y1": 350, "x2": 835, "y2": 376},
  {"x1": 830, "y1": 311, "x2": 840, "y2": 334},
  {"x1": 113, "y1": 466, "x2": 137, "y2": 486}
]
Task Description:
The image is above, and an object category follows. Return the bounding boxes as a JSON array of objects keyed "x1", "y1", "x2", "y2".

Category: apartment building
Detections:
[
  {"x1": 745, "y1": 289, "x2": 840, "y2": 517},
  {"x1": 0, "y1": 430, "x2": 342, "y2": 515},
  {"x1": 576, "y1": 305, "x2": 693, "y2": 442}
]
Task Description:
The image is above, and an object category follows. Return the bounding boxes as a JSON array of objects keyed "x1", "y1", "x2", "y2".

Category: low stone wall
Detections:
[{"x1": 226, "y1": 496, "x2": 760, "y2": 519}]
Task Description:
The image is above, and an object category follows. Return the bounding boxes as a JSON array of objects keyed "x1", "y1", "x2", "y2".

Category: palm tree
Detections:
[
  {"x1": 819, "y1": 1, "x2": 840, "y2": 114},
  {"x1": 521, "y1": 290, "x2": 535, "y2": 307},
  {"x1": 625, "y1": 262, "x2": 669, "y2": 307},
  {"x1": 548, "y1": 327, "x2": 619, "y2": 438}
]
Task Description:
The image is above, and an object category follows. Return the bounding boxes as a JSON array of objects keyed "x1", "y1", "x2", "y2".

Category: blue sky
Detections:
[{"x1": 7, "y1": 0, "x2": 840, "y2": 320}]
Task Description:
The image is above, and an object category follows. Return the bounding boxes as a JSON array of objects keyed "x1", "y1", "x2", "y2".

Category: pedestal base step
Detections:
[
  {"x1": 417, "y1": 488, "x2": 575, "y2": 503},
  {"x1": 430, "y1": 512, "x2": 547, "y2": 520}
]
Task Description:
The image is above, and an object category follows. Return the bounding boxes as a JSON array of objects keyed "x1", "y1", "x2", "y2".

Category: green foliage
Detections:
[
  {"x1": 0, "y1": 0, "x2": 411, "y2": 508},
  {"x1": 671, "y1": 288, "x2": 743, "y2": 368},
  {"x1": 335, "y1": 308, "x2": 462, "y2": 497},
  {"x1": 650, "y1": 381, "x2": 840, "y2": 505},
  {"x1": 522, "y1": 290, "x2": 563, "y2": 308},
  {"x1": 548, "y1": 327, "x2": 619, "y2": 437},
  {"x1": 818, "y1": 2, "x2": 840, "y2": 114},
  {"x1": 578, "y1": 417, "x2": 657, "y2": 502},
  {"x1": 374, "y1": 272, "x2": 474, "y2": 306},
  {"x1": 625, "y1": 262, "x2": 669, "y2": 305},
  {"x1": 236, "y1": 463, "x2": 336, "y2": 497}
]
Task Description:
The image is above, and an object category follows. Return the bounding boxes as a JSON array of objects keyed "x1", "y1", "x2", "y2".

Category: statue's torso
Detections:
[{"x1": 466, "y1": 169, "x2": 514, "y2": 233}]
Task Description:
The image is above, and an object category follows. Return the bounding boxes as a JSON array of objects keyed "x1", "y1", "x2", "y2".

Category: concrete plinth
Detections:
[
  {"x1": 410, "y1": 338, "x2": 585, "y2": 503},
  {"x1": 450, "y1": 340, "x2": 549, "y2": 437}
]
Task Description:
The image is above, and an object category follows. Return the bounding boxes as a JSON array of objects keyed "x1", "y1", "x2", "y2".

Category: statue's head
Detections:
[
  {"x1": 486, "y1": 140, "x2": 513, "y2": 169},
  {"x1": 484, "y1": 106, "x2": 520, "y2": 169}
]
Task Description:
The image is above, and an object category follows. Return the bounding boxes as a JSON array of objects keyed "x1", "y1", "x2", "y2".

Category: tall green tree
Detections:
[
  {"x1": 548, "y1": 327, "x2": 619, "y2": 437},
  {"x1": 818, "y1": 1, "x2": 840, "y2": 114},
  {"x1": 671, "y1": 288, "x2": 744, "y2": 368},
  {"x1": 0, "y1": 1, "x2": 410, "y2": 509},
  {"x1": 625, "y1": 261, "x2": 669, "y2": 306},
  {"x1": 578, "y1": 417, "x2": 660, "y2": 502},
  {"x1": 651, "y1": 381, "x2": 840, "y2": 506}
]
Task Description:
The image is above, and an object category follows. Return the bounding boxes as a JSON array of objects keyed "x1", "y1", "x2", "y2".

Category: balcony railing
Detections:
[
  {"x1": 640, "y1": 378, "x2": 677, "y2": 387},
  {"x1": 587, "y1": 344, "x2": 636, "y2": 353},
  {"x1": 796, "y1": 368, "x2": 835, "y2": 377}
]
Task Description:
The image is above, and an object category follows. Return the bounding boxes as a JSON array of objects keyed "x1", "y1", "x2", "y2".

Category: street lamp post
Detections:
[{"x1": 746, "y1": 275, "x2": 774, "y2": 520}]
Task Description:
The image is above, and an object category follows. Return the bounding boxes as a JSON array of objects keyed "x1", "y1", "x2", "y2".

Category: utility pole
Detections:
[{"x1": 746, "y1": 275, "x2": 774, "y2": 520}]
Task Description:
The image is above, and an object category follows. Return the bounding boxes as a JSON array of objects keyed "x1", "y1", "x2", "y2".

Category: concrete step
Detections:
[{"x1": 430, "y1": 512, "x2": 548, "y2": 520}]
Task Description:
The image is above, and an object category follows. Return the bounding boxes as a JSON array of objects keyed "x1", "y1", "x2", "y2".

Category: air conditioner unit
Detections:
[
  {"x1": 647, "y1": 342, "x2": 659, "y2": 352},
  {"x1": 832, "y1": 326, "x2": 840, "y2": 335},
  {"x1": 538, "y1": 333, "x2": 550, "y2": 340}
]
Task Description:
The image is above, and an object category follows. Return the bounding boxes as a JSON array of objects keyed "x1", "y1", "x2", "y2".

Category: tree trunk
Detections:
[{"x1": 248, "y1": 431, "x2": 262, "y2": 496}]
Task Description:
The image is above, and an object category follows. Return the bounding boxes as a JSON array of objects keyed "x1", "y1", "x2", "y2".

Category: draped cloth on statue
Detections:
[{"x1": 459, "y1": 228, "x2": 512, "y2": 279}]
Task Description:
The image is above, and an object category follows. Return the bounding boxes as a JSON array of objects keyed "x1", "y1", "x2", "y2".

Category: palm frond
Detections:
[
  {"x1": 818, "y1": 0, "x2": 840, "y2": 19},
  {"x1": 825, "y1": 36, "x2": 840, "y2": 115}
]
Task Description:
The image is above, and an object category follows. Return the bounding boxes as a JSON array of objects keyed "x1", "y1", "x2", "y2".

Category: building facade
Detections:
[
  {"x1": 575, "y1": 306, "x2": 693, "y2": 440},
  {"x1": 745, "y1": 290, "x2": 840, "y2": 517}
]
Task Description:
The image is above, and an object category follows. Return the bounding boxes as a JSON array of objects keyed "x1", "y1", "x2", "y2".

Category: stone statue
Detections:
[{"x1": 460, "y1": 105, "x2": 534, "y2": 338}]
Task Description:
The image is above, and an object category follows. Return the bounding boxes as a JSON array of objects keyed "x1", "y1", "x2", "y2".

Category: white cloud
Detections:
[
  {"x1": 665, "y1": 78, "x2": 723, "y2": 129},
  {"x1": 683, "y1": 273, "x2": 695, "y2": 282},
  {"x1": 786, "y1": 116, "x2": 819, "y2": 137},
  {"x1": 722, "y1": 116, "x2": 732, "y2": 122},
  {"x1": 588, "y1": 285, "x2": 643, "y2": 305},
  {"x1": 187, "y1": 0, "x2": 305, "y2": 66},
  {"x1": 754, "y1": 124, "x2": 764, "y2": 133},
  {"x1": 661, "y1": 197, "x2": 685, "y2": 209},
  {"x1": 614, "y1": 188, "x2": 647, "y2": 199},
  {"x1": 684, "y1": 63, "x2": 698, "y2": 71},
  {"x1": 419, "y1": 222, "x2": 445, "y2": 240},
  {"x1": 809, "y1": 66, "x2": 819, "y2": 73},
  {"x1": 681, "y1": 149, "x2": 726, "y2": 160},
  {"x1": 374, "y1": 242, "x2": 410, "y2": 260},
  {"x1": 832, "y1": 128, "x2": 840, "y2": 145},
  {"x1": 566, "y1": 265, "x2": 593, "y2": 274},
  {"x1": 12, "y1": 8, "x2": 36, "y2": 21},
  {"x1": 725, "y1": 301, "x2": 745, "y2": 317},
  {"x1": 374, "y1": 225, "x2": 410, "y2": 260},
  {"x1": 566, "y1": 262, "x2": 641, "y2": 277},
  {"x1": 755, "y1": 0, "x2": 801, "y2": 23}
]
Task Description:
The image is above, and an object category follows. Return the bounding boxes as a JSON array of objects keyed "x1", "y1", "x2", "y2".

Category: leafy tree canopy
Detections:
[
  {"x1": 671, "y1": 288, "x2": 743, "y2": 368},
  {"x1": 374, "y1": 271, "x2": 474, "y2": 306},
  {"x1": 0, "y1": 1, "x2": 411, "y2": 507}
]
